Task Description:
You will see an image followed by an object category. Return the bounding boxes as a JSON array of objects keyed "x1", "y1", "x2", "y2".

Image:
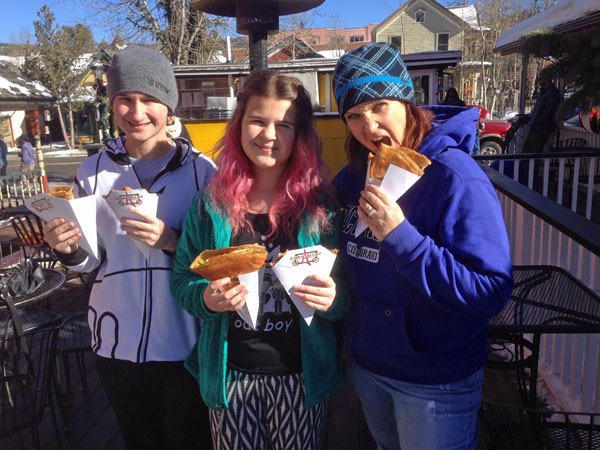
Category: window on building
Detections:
[
  {"x1": 350, "y1": 35, "x2": 364, "y2": 43},
  {"x1": 390, "y1": 36, "x2": 402, "y2": 49},
  {"x1": 415, "y1": 9, "x2": 425, "y2": 23},
  {"x1": 309, "y1": 37, "x2": 318, "y2": 45},
  {"x1": 437, "y1": 33, "x2": 449, "y2": 51},
  {"x1": 176, "y1": 77, "x2": 234, "y2": 119},
  {"x1": 411, "y1": 74, "x2": 430, "y2": 105},
  {"x1": 201, "y1": 81, "x2": 216, "y2": 97}
]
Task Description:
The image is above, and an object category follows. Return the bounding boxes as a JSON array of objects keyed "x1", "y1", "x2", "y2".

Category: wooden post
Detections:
[
  {"x1": 33, "y1": 134, "x2": 48, "y2": 193},
  {"x1": 519, "y1": 54, "x2": 529, "y2": 115}
]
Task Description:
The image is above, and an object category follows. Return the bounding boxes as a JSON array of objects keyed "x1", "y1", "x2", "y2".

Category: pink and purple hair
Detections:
[{"x1": 206, "y1": 70, "x2": 334, "y2": 240}]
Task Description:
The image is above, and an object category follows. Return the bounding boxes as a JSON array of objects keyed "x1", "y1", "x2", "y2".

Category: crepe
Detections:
[
  {"x1": 369, "y1": 143, "x2": 431, "y2": 179},
  {"x1": 48, "y1": 186, "x2": 74, "y2": 200}
]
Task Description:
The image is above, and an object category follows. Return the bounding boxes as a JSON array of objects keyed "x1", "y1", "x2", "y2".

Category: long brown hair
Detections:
[{"x1": 345, "y1": 102, "x2": 435, "y2": 172}]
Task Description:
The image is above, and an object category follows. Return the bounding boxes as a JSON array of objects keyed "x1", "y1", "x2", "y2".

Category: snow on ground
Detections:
[{"x1": 7, "y1": 141, "x2": 88, "y2": 156}]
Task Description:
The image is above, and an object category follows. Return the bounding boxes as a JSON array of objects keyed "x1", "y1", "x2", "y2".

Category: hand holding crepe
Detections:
[
  {"x1": 104, "y1": 187, "x2": 160, "y2": 258},
  {"x1": 120, "y1": 207, "x2": 179, "y2": 253},
  {"x1": 190, "y1": 244, "x2": 268, "y2": 291},
  {"x1": 271, "y1": 245, "x2": 338, "y2": 325},
  {"x1": 355, "y1": 144, "x2": 430, "y2": 239},
  {"x1": 25, "y1": 190, "x2": 98, "y2": 258}
]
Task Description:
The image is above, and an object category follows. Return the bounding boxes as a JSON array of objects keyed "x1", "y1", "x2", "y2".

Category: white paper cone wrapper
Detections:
[
  {"x1": 105, "y1": 189, "x2": 159, "y2": 259},
  {"x1": 26, "y1": 193, "x2": 99, "y2": 258},
  {"x1": 236, "y1": 269, "x2": 263, "y2": 329},
  {"x1": 354, "y1": 160, "x2": 421, "y2": 238},
  {"x1": 271, "y1": 245, "x2": 338, "y2": 325}
]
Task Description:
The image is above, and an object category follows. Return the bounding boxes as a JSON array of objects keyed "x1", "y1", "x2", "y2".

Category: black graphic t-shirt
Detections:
[{"x1": 227, "y1": 213, "x2": 302, "y2": 375}]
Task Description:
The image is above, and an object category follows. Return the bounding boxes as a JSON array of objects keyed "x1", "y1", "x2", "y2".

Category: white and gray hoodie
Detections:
[{"x1": 58, "y1": 135, "x2": 216, "y2": 363}]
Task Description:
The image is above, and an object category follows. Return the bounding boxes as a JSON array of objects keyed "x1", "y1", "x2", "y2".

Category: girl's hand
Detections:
[
  {"x1": 203, "y1": 278, "x2": 249, "y2": 312},
  {"x1": 357, "y1": 183, "x2": 405, "y2": 241},
  {"x1": 293, "y1": 274, "x2": 336, "y2": 312},
  {"x1": 43, "y1": 217, "x2": 81, "y2": 254},
  {"x1": 120, "y1": 207, "x2": 178, "y2": 252}
]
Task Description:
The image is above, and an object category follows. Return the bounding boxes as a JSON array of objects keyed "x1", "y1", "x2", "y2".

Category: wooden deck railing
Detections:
[
  {"x1": 474, "y1": 151, "x2": 600, "y2": 223},
  {"x1": 0, "y1": 169, "x2": 45, "y2": 211},
  {"x1": 483, "y1": 166, "x2": 600, "y2": 415}
]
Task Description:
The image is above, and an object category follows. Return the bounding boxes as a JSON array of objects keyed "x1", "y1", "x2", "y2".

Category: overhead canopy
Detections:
[
  {"x1": 190, "y1": 0, "x2": 324, "y2": 17},
  {"x1": 494, "y1": 0, "x2": 600, "y2": 54}
]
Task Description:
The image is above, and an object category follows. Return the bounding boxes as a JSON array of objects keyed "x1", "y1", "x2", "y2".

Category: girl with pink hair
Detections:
[{"x1": 171, "y1": 70, "x2": 350, "y2": 449}]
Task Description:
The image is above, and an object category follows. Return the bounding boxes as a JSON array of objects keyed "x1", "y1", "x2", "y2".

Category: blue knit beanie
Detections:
[{"x1": 333, "y1": 43, "x2": 415, "y2": 121}]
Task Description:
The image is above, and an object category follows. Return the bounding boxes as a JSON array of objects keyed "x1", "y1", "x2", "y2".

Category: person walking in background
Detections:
[
  {"x1": 0, "y1": 137, "x2": 8, "y2": 191},
  {"x1": 332, "y1": 42, "x2": 513, "y2": 450},
  {"x1": 18, "y1": 134, "x2": 35, "y2": 185},
  {"x1": 42, "y1": 45, "x2": 215, "y2": 450},
  {"x1": 170, "y1": 70, "x2": 350, "y2": 450},
  {"x1": 0, "y1": 138, "x2": 8, "y2": 177},
  {"x1": 441, "y1": 87, "x2": 466, "y2": 107},
  {"x1": 522, "y1": 68, "x2": 560, "y2": 153}
]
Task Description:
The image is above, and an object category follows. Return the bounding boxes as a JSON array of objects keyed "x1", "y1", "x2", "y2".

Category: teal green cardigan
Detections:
[{"x1": 170, "y1": 193, "x2": 350, "y2": 412}]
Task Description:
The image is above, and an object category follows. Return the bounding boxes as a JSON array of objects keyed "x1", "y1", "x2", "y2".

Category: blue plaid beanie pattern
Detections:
[{"x1": 333, "y1": 43, "x2": 415, "y2": 120}]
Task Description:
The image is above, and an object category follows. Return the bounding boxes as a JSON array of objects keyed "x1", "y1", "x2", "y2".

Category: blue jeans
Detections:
[{"x1": 349, "y1": 359, "x2": 483, "y2": 450}]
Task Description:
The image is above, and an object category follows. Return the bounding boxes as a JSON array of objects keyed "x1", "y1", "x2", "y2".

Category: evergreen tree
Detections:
[
  {"x1": 22, "y1": 6, "x2": 97, "y2": 148},
  {"x1": 521, "y1": 29, "x2": 600, "y2": 117}
]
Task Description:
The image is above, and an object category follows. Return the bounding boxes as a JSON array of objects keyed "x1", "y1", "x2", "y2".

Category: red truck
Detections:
[
  {"x1": 479, "y1": 119, "x2": 514, "y2": 155},
  {"x1": 468, "y1": 105, "x2": 513, "y2": 155}
]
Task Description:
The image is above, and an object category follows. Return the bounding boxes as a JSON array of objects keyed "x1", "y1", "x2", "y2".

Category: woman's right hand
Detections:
[
  {"x1": 43, "y1": 218, "x2": 82, "y2": 254},
  {"x1": 203, "y1": 278, "x2": 248, "y2": 312}
]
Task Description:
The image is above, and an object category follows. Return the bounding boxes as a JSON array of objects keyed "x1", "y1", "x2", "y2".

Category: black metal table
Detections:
[
  {"x1": 0, "y1": 268, "x2": 65, "y2": 314},
  {"x1": 487, "y1": 265, "x2": 600, "y2": 408}
]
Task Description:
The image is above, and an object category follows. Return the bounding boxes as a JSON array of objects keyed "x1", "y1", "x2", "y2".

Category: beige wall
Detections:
[{"x1": 374, "y1": 1, "x2": 463, "y2": 54}]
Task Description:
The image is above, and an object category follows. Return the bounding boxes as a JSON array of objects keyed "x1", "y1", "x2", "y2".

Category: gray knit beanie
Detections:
[
  {"x1": 107, "y1": 46, "x2": 178, "y2": 112},
  {"x1": 333, "y1": 42, "x2": 415, "y2": 121}
]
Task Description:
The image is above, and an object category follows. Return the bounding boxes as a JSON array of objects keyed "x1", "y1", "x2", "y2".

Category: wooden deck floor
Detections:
[{"x1": 0, "y1": 268, "x2": 521, "y2": 450}]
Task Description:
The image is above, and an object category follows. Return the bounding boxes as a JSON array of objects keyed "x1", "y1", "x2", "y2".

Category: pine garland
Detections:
[{"x1": 520, "y1": 29, "x2": 600, "y2": 117}]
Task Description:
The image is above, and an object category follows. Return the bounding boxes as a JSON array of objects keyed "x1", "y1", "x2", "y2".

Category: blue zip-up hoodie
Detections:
[{"x1": 333, "y1": 105, "x2": 513, "y2": 384}]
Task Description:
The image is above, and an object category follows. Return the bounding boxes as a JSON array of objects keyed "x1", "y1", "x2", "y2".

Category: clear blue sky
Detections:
[{"x1": 0, "y1": 0, "x2": 453, "y2": 44}]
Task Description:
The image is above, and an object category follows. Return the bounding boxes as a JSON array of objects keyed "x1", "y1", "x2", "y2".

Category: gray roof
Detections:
[{"x1": 0, "y1": 61, "x2": 55, "y2": 110}]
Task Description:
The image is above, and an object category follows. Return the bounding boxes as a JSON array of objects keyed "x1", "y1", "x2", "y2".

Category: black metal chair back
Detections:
[
  {"x1": 10, "y1": 214, "x2": 45, "y2": 247},
  {"x1": 0, "y1": 320, "x2": 61, "y2": 449},
  {"x1": 0, "y1": 240, "x2": 57, "y2": 271},
  {"x1": 549, "y1": 137, "x2": 587, "y2": 152},
  {"x1": 56, "y1": 312, "x2": 92, "y2": 395}
]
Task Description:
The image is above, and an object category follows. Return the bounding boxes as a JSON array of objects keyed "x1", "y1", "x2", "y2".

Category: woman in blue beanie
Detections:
[{"x1": 332, "y1": 42, "x2": 514, "y2": 449}]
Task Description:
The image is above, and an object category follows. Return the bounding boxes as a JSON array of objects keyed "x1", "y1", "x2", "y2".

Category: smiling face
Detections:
[
  {"x1": 112, "y1": 92, "x2": 169, "y2": 151},
  {"x1": 344, "y1": 99, "x2": 408, "y2": 154},
  {"x1": 240, "y1": 95, "x2": 297, "y2": 178}
]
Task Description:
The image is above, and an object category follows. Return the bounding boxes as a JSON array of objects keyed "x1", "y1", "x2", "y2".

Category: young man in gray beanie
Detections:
[{"x1": 43, "y1": 45, "x2": 215, "y2": 449}]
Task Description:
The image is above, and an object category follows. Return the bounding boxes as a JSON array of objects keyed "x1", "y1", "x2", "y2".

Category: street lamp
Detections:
[
  {"x1": 90, "y1": 57, "x2": 111, "y2": 144},
  {"x1": 190, "y1": 0, "x2": 324, "y2": 72}
]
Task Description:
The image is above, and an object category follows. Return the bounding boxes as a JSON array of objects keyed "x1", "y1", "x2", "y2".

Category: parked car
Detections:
[
  {"x1": 467, "y1": 105, "x2": 491, "y2": 121},
  {"x1": 479, "y1": 119, "x2": 514, "y2": 155}
]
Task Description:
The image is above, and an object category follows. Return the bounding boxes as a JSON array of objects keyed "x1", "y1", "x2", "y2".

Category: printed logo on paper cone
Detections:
[
  {"x1": 290, "y1": 249, "x2": 321, "y2": 266},
  {"x1": 31, "y1": 198, "x2": 54, "y2": 213},
  {"x1": 117, "y1": 191, "x2": 143, "y2": 207}
]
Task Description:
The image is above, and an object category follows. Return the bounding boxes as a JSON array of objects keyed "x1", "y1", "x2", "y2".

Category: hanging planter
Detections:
[{"x1": 579, "y1": 107, "x2": 600, "y2": 134}]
